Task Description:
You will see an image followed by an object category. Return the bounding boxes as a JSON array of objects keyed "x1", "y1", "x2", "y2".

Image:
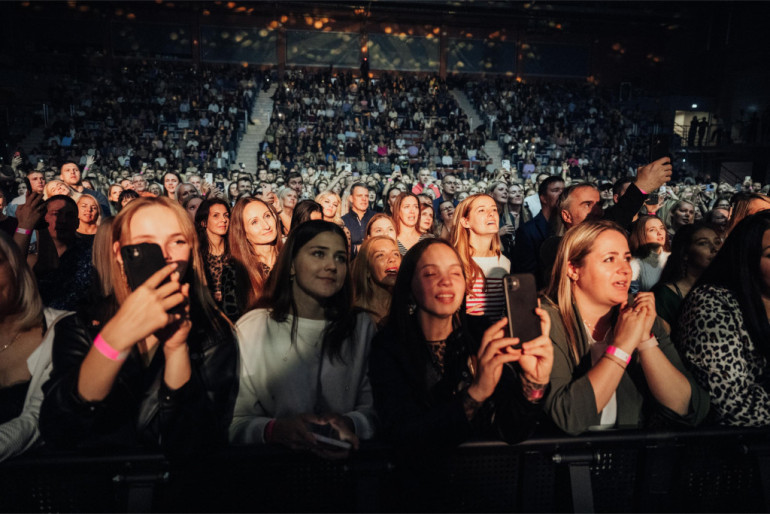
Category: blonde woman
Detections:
[
  {"x1": 351, "y1": 236, "x2": 402, "y2": 326},
  {"x1": 0, "y1": 231, "x2": 71, "y2": 462},
  {"x1": 43, "y1": 180, "x2": 73, "y2": 201},
  {"x1": 315, "y1": 190, "x2": 343, "y2": 226},
  {"x1": 541, "y1": 220, "x2": 709, "y2": 435},
  {"x1": 277, "y1": 187, "x2": 299, "y2": 236},
  {"x1": 39, "y1": 196, "x2": 237, "y2": 455},
  {"x1": 76, "y1": 194, "x2": 100, "y2": 240}
]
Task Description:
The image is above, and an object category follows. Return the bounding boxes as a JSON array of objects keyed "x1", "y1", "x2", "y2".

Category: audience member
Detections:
[
  {"x1": 369, "y1": 238, "x2": 552, "y2": 448},
  {"x1": 39, "y1": 196, "x2": 237, "y2": 457},
  {"x1": 677, "y1": 211, "x2": 770, "y2": 427},
  {"x1": 0, "y1": 231, "x2": 71, "y2": 463},
  {"x1": 230, "y1": 220, "x2": 376, "y2": 457},
  {"x1": 652, "y1": 222, "x2": 720, "y2": 332},
  {"x1": 542, "y1": 220, "x2": 709, "y2": 434}
]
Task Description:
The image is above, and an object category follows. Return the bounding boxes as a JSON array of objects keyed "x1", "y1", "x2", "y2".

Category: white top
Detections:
[
  {"x1": 229, "y1": 309, "x2": 377, "y2": 445},
  {"x1": 0, "y1": 308, "x2": 72, "y2": 462},
  {"x1": 466, "y1": 255, "x2": 511, "y2": 318}
]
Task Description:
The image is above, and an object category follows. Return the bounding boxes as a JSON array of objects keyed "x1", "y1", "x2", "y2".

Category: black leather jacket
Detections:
[
  {"x1": 369, "y1": 318, "x2": 544, "y2": 449},
  {"x1": 39, "y1": 313, "x2": 238, "y2": 458}
]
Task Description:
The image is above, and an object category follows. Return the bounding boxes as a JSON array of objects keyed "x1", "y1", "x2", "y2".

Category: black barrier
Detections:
[{"x1": 1, "y1": 427, "x2": 768, "y2": 513}]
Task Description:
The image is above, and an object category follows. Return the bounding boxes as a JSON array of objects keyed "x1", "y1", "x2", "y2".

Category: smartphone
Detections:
[
  {"x1": 215, "y1": 180, "x2": 225, "y2": 191},
  {"x1": 649, "y1": 135, "x2": 671, "y2": 163},
  {"x1": 352, "y1": 171, "x2": 360, "y2": 177},
  {"x1": 308, "y1": 423, "x2": 352, "y2": 450},
  {"x1": 503, "y1": 274, "x2": 541, "y2": 348},
  {"x1": 121, "y1": 243, "x2": 168, "y2": 291},
  {"x1": 645, "y1": 193, "x2": 659, "y2": 205},
  {"x1": 204, "y1": 172, "x2": 213, "y2": 184}
]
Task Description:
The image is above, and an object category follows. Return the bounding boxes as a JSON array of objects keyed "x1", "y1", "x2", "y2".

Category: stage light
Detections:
[{"x1": 691, "y1": 104, "x2": 698, "y2": 109}]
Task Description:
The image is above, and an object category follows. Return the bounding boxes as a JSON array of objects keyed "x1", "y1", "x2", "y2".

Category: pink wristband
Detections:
[
  {"x1": 15, "y1": 227, "x2": 31, "y2": 235},
  {"x1": 606, "y1": 345, "x2": 632, "y2": 365},
  {"x1": 638, "y1": 187, "x2": 648, "y2": 195},
  {"x1": 93, "y1": 334, "x2": 128, "y2": 362},
  {"x1": 265, "y1": 419, "x2": 276, "y2": 442}
]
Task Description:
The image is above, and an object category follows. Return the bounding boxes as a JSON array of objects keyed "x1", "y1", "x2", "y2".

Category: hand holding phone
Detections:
[
  {"x1": 100, "y1": 256, "x2": 188, "y2": 354},
  {"x1": 504, "y1": 274, "x2": 541, "y2": 348}
]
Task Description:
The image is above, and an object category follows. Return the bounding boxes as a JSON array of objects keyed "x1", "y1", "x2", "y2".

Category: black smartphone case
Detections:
[
  {"x1": 504, "y1": 273, "x2": 541, "y2": 346},
  {"x1": 120, "y1": 242, "x2": 168, "y2": 291}
]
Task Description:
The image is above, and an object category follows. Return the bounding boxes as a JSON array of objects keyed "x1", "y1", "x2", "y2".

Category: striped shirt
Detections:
[{"x1": 466, "y1": 255, "x2": 511, "y2": 318}]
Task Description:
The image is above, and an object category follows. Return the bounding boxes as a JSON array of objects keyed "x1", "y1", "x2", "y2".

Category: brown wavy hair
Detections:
[{"x1": 229, "y1": 197, "x2": 284, "y2": 311}]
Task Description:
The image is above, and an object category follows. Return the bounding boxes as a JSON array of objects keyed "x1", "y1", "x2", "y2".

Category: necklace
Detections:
[{"x1": 0, "y1": 331, "x2": 22, "y2": 354}]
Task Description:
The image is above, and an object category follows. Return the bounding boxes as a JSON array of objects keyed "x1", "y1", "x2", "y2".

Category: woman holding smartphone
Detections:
[
  {"x1": 230, "y1": 220, "x2": 376, "y2": 458},
  {"x1": 40, "y1": 196, "x2": 237, "y2": 456},
  {"x1": 369, "y1": 238, "x2": 552, "y2": 448},
  {"x1": 541, "y1": 220, "x2": 709, "y2": 435}
]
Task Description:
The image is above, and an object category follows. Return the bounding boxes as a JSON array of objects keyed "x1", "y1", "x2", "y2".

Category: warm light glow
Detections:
[
  {"x1": 384, "y1": 26, "x2": 392, "y2": 34},
  {"x1": 314, "y1": 20, "x2": 323, "y2": 29},
  {"x1": 280, "y1": 15, "x2": 288, "y2": 23},
  {"x1": 126, "y1": 13, "x2": 135, "y2": 19},
  {"x1": 227, "y1": 2, "x2": 235, "y2": 8}
]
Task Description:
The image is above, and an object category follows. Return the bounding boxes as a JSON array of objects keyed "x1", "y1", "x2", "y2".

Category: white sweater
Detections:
[{"x1": 229, "y1": 309, "x2": 377, "y2": 444}]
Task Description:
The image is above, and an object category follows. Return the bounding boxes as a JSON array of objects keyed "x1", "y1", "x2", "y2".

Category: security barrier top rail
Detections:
[{"x1": 1, "y1": 425, "x2": 768, "y2": 513}]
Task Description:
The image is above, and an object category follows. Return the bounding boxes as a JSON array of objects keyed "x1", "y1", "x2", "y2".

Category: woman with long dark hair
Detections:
[
  {"x1": 677, "y1": 211, "x2": 770, "y2": 426},
  {"x1": 652, "y1": 222, "x2": 720, "y2": 331},
  {"x1": 369, "y1": 238, "x2": 552, "y2": 448},
  {"x1": 230, "y1": 220, "x2": 376, "y2": 457},
  {"x1": 195, "y1": 197, "x2": 239, "y2": 321}
]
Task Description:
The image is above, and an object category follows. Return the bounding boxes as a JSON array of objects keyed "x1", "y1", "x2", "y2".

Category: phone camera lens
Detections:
[{"x1": 510, "y1": 278, "x2": 520, "y2": 290}]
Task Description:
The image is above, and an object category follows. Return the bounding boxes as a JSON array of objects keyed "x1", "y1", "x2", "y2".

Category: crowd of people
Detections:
[{"x1": 1, "y1": 69, "x2": 769, "y2": 470}]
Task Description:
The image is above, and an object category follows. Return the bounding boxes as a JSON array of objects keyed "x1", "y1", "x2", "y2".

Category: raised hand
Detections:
[{"x1": 100, "y1": 264, "x2": 187, "y2": 353}]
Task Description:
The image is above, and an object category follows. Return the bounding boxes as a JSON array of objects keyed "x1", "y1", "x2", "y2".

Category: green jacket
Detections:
[{"x1": 542, "y1": 300, "x2": 710, "y2": 435}]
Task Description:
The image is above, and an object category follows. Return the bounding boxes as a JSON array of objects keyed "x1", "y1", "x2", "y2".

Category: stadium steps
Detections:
[
  {"x1": 451, "y1": 89, "x2": 500, "y2": 172},
  {"x1": 235, "y1": 83, "x2": 277, "y2": 174}
]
